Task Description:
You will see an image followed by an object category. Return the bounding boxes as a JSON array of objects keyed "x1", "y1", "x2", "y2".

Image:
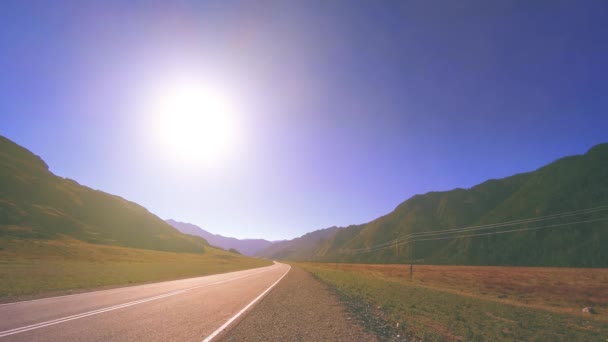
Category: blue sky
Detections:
[{"x1": 1, "y1": 1, "x2": 607, "y2": 240}]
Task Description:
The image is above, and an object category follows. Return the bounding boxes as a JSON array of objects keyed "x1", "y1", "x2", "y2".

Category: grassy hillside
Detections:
[
  {"x1": 0, "y1": 136, "x2": 207, "y2": 253},
  {"x1": 260, "y1": 143, "x2": 608, "y2": 266},
  {"x1": 0, "y1": 135, "x2": 272, "y2": 299}
]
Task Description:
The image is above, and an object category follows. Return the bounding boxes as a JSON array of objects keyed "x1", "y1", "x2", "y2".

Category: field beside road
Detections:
[
  {"x1": 298, "y1": 263, "x2": 608, "y2": 341},
  {"x1": 0, "y1": 238, "x2": 272, "y2": 301}
]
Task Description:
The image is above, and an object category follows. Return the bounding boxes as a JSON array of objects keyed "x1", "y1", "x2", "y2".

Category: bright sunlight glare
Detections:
[{"x1": 148, "y1": 80, "x2": 241, "y2": 165}]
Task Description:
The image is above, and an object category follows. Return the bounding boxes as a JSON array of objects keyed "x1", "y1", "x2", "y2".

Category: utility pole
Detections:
[
  {"x1": 409, "y1": 262, "x2": 413, "y2": 282},
  {"x1": 394, "y1": 240, "x2": 398, "y2": 257},
  {"x1": 409, "y1": 241, "x2": 414, "y2": 282}
]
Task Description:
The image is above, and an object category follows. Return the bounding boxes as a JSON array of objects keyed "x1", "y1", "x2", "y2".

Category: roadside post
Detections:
[{"x1": 409, "y1": 262, "x2": 413, "y2": 282}]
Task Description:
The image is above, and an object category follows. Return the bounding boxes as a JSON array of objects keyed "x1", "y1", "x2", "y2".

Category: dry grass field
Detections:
[
  {"x1": 0, "y1": 238, "x2": 272, "y2": 301},
  {"x1": 328, "y1": 263, "x2": 608, "y2": 318},
  {"x1": 299, "y1": 262, "x2": 608, "y2": 341}
]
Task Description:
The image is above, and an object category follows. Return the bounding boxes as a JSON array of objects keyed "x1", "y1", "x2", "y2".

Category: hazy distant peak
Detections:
[{"x1": 166, "y1": 219, "x2": 275, "y2": 256}]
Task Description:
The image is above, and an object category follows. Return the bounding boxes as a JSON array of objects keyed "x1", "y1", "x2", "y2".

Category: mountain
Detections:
[
  {"x1": 166, "y1": 219, "x2": 275, "y2": 256},
  {"x1": 0, "y1": 136, "x2": 208, "y2": 253},
  {"x1": 255, "y1": 226, "x2": 342, "y2": 260},
  {"x1": 256, "y1": 143, "x2": 608, "y2": 267}
]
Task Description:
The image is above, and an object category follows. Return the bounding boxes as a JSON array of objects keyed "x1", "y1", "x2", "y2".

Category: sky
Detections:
[{"x1": 1, "y1": 1, "x2": 607, "y2": 240}]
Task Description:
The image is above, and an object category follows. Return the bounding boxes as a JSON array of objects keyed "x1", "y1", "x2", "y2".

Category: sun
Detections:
[{"x1": 150, "y1": 81, "x2": 240, "y2": 164}]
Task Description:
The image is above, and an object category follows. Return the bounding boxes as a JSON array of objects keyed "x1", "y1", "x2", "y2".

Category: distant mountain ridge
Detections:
[
  {"x1": 255, "y1": 226, "x2": 342, "y2": 260},
  {"x1": 0, "y1": 135, "x2": 208, "y2": 253},
  {"x1": 256, "y1": 143, "x2": 608, "y2": 267},
  {"x1": 166, "y1": 219, "x2": 275, "y2": 256}
]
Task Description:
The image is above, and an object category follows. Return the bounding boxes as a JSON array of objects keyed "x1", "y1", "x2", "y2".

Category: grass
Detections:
[
  {"x1": 0, "y1": 238, "x2": 272, "y2": 300},
  {"x1": 298, "y1": 262, "x2": 608, "y2": 341}
]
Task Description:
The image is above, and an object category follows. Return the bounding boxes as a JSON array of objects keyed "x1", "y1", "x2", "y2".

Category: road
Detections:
[{"x1": 0, "y1": 262, "x2": 290, "y2": 341}]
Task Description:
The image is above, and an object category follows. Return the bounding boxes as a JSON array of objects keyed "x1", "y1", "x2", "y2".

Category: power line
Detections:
[
  {"x1": 339, "y1": 215, "x2": 608, "y2": 255},
  {"x1": 405, "y1": 217, "x2": 608, "y2": 244},
  {"x1": 341, "y1": 205, "x2": 608, "y2": 253},
  {"x1": 343, "y1": 205, "x2": 608, "y2": 252},
  {"x1": 402, "y1": 206, "x2": 608, "y2": 238}
]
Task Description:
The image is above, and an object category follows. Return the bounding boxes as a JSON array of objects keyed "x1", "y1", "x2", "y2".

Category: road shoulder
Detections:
[{"x1": 220, "y1": 265, "x2": 377, "y2": 341}]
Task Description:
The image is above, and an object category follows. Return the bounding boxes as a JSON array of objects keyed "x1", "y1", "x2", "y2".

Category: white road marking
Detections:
[
  {"x1": 0, "y1": 290, "x2": 187, "y2": 337},
  {"x1": 201, "y1": 264, "x2": 291, "y2": 342},
  {"x1": 0, "y1": 283, "x2": 161, "y2": 307},
  {"x1": 0, "y1": 266, "x2": 276, "y2": 338}
]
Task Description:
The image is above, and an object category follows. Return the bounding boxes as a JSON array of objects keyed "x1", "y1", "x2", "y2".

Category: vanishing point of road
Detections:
[{"x1": 0, "y1": 262, "x2": 290, "y2": 341}]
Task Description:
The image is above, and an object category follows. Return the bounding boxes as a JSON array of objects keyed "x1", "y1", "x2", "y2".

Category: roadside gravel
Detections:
[{"x1": 220, "y1": 266, "x2": 377, "y2": 341}]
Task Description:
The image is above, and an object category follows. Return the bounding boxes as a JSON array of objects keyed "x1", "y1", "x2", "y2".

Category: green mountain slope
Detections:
[
  {"x1": 257, "y1": 143, "x2": 608, "y2": 266},
  {"x1": 0, "y1": 136, "x2": 207, "y2": 253}
]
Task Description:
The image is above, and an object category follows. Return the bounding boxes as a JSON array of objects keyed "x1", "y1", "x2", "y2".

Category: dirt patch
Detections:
[
  {"x1": 485, "y1": 312, "x2": 516, "y2": 324},
  {"x1": 324, "y1": 285, "x2": 416, "y2": 341}
]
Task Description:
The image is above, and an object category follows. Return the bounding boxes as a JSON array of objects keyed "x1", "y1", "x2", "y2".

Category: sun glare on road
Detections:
[{"x1": 148, "y1": 79, "x2": 241, "y2": 165}]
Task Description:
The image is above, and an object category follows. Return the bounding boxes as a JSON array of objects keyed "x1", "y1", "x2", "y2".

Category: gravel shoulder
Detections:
[{"x1": 220, "y1": 266, "x2": 377, "y2": 341}]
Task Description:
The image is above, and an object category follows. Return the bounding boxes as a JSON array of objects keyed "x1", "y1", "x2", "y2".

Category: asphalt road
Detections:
[{"x1": 0, "y1": 262, "x2": 290, "y2": 341}]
